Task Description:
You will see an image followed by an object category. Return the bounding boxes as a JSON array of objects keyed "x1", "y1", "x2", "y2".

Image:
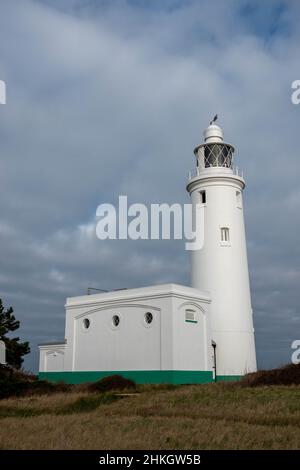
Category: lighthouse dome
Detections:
[{"x1": 203, "y1": 124, "x2": 224, "y2": 143}]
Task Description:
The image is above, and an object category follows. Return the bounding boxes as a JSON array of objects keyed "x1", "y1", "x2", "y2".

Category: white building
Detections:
[{"x1": 39, "y1": 121, "x2": 257, "y2": 384}]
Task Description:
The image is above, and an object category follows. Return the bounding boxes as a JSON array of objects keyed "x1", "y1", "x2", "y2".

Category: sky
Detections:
[{"x1": 0, "y1": 0, "x2": 299, "y2": 372}]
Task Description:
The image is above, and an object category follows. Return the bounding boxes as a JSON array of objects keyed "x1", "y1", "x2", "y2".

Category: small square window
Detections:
[
  {"x1": 185, "y1": 309, "x2": 197, "y2": 323},
  {"x1": 221, "y1": 227, "x2": 230, "y2": 242}
]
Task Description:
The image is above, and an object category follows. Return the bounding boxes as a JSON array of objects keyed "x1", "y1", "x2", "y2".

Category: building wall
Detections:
[
  {"x1": 39, "y1": 343, "x2": 66, "y2": 372},
  {"x1": 172, "y1": 298, "x2": 211, "y2": 372},
  {"x1": 72, "y1": 303, "x2": 162, "y2": 371},
  {"x1": 64, "y1": 291, "x2": 173, "y2": 373},
  {"x1": 39, "y1": 284, "x2": 213, "y2": 384}
]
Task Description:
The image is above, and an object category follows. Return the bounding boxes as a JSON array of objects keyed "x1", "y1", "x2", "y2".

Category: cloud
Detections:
[{"x1": 0, "y1": 0, "x2": 299, "y2": 371}]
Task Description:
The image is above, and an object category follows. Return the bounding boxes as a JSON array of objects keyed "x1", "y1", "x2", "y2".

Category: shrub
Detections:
[
  {"x1": 241, "y1": 363, "x2": 300, "y2": 387},
  {"x1": 0, "y1": 364, "x2": 70, "y2": 399},
  {"x1": 87, "y1": 374, "x2": 136, "y2": 393}
]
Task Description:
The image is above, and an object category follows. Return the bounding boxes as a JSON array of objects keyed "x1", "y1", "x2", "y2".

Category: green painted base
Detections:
[
  {"x1": 216, "y1": 375, "x2": 242, "y2": 382},
  {"x1": 39, "y1": 370, "x2": 214, "y2": 385},
  {"x1": 39, "y1": 370, "x2": 242, "y2": 385}
]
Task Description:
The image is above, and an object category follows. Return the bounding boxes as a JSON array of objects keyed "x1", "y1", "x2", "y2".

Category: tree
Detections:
[{"x1": 0, "y1": 299, "x2": 30, "y2": 369}]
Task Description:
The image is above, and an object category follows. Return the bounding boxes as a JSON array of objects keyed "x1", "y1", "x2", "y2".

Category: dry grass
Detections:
[{"x1": 0, "y1": 383, "x2": 300, "y2": 449}]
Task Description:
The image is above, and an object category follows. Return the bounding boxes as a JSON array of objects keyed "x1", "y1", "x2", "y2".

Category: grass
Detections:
[
  {"x1": 0, "y1": 393, "x2": 120, "y2": 418},
  {"x1": 0, "y1": 383, "x2": 300, "y2": 449}
]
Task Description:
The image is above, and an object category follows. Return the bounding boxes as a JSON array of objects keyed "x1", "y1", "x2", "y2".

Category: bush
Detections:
[
  {"x1": 0, "y1": 366, "x2": 136, "y2": 399},
  {"x1": 87, "y1": 374, "x2": 136, "y2": 393},
  {"x1": 0, "y1": 364, "x2": 36, "y2": 382},
  {"x1": 0, "y1": 364, "x2": 70, "y2": 399},
  {"x1": 241, "y1": 363, "x2": 300, "y2": 387}
]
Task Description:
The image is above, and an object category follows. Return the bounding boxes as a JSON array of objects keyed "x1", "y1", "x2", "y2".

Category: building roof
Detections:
[{"x1": 65, "y1": 283, "x2": 211, "y2": 309}]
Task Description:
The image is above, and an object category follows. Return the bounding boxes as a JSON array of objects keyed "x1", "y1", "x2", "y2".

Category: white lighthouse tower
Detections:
[{"x1": 186, "y1": 119, "x2": 257, "y2": 379}]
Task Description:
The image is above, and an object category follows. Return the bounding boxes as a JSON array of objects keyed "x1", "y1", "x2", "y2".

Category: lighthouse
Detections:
[
  {"x1": 39, "y1": 117, "x2": 258, "y2": 385},
  {"x1": 186, "y1": 120, "x2": 257, "y2": 379}
]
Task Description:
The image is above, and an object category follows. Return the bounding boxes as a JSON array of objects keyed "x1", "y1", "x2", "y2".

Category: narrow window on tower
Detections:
[
  {"x1": 220, "y1": 227, "x2": 230, "y2": 243},
  {"x1": 236, "y1": 191, "x2": 242, "y2": 208},
  {"x1": 200, "y1": 190, "x2": 206, "y2": 204}
]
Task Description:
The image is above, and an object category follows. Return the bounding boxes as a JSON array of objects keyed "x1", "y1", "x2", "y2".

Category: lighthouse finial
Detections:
[{"x1": 210, "y1": 114, "x2": 218, "y2": 125}]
